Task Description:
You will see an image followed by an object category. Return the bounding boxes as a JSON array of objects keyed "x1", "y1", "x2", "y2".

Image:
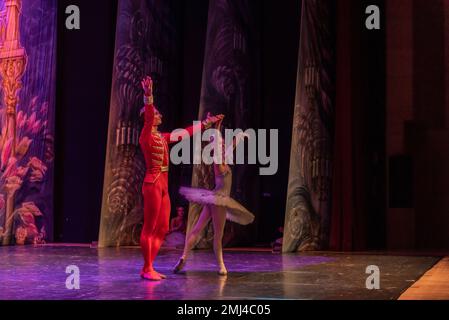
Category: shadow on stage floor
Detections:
[{"x1": 0, "y1": 245, "x2": 440, "y2": 300}]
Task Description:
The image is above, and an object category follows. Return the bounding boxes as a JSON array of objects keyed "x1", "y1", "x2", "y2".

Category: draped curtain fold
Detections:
[
  {"x1": 186, "y1": 0, "x2": 261, "y2": 248},
  {"x1": 99, "y1": 0, "x2": 180, "y2": 247},
  {"x1": 283, "y1": 0, "x2": 336, "y2": 252}
]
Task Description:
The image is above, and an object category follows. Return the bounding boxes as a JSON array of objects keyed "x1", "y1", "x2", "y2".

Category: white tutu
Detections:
[{"x1": 179, "y1": 187, "x2": 255, "y2": 225}]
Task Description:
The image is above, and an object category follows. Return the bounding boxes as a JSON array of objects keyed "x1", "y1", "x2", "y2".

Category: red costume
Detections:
[{"x1": 139, "y1": 99, "x2": 204, "y2": 278}]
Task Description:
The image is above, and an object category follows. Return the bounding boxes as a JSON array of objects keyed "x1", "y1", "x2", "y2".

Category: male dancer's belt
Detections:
[
  {"x1": 145, "y1": 166, "x2": 169, "y2": 174},
  {"x1": 145, "y1": 166, "x2": 169, "y2": 184},
  {"x1": 161, "y1": 166, "x2": 169, "y2": 173}
]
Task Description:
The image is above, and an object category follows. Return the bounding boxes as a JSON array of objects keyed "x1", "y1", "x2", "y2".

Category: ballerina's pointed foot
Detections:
[
  {"x1": 218, "y1": 265, "x2": 228, "y2": 276},
  {"x1": 173, "y1": 258, "x2": 186, "y2": 274},
  {"x1": 140, "y1": 271, "x2": 162, "y2": 281}
]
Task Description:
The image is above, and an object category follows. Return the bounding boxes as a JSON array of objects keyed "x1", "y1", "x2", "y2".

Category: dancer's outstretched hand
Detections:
[
  {"x1": 215, "y1": 114, "x2": 225, "y2": 129},
  {"x1": 141, "y1": 76, "x2": 153, "y2": 96},
  {"x1": 203, "y1": 112, "x2": 224, "y2": 128}
]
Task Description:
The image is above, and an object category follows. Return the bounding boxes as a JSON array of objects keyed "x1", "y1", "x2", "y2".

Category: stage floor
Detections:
[{"x1": 0, "y1": 245, "x2": 440, "y2": 300}]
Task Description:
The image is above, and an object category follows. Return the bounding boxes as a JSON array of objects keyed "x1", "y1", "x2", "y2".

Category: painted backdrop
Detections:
[
  {"x1": 0, "y1": 0, "x2": 56, "y2": 246},
  {"x1": 283, "y1": 0, "x2": 336, "y2": 252},
  {"x1": 99, "y1": 0, "x2": 181, "y2": 247},
  {"x1": 187, "y1": 0, "x2": 261, "y2": 248}
]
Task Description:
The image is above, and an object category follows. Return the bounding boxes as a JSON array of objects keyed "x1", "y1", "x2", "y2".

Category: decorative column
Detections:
[
  {"x1": 105, "y1": 120, "x2": 143, "y2": 246},
  {"x1": 0, "y1": 0, "x2": 27, "y2": 245},
  {"x1": 0, "y1": 0, "x2": 26, "y2": 154}
]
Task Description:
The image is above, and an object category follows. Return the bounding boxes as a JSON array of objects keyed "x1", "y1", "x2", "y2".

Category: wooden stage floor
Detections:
[
  {"x1": 0, "y1": 245, "x2": 446, "y2": 300},
  {"x1": 400, "y1": 257, "x2": 449, "y2": 300}
]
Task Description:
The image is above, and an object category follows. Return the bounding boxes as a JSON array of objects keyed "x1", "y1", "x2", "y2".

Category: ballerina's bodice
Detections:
[{"x1": 214, "y1": 170, "x2": 232, "y2": 197}]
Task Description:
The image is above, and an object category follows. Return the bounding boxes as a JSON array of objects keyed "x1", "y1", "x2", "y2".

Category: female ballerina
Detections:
[{"x1": 173, "y1": 118, "x2": 255, "y2": 276}]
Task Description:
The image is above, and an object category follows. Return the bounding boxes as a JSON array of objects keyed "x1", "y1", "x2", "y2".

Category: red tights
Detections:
[{"x1": 140, "y1": 174, "x2": 170, "y2": 273}]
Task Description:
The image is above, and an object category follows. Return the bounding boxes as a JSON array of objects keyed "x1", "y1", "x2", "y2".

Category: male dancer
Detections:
[{"x1": 139, "y1": 76, "x2": 223, "y2": 281}]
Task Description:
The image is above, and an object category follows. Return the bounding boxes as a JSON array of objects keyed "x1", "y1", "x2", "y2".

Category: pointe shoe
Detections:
[
  {"x1": 173, "y1": 258, "x2": 186, "y2": 274},
  {"x1": 156, "y1": 271, "x2": 167, "y2": 279},
  {"x1": 218, "y1": 265, "x2": 228, "y2": 276},
  {"x1": 140, "y1": 271, "x2": 162, "y2": 281}
]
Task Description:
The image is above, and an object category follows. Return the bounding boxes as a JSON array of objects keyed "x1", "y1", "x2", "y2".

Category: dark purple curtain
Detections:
[
  {"x1": 330, "y1": 0, "x2": 387, "y2": 251},
  {"x1": 329, "y1": 0, "x2": 354, "y2": 251}
]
